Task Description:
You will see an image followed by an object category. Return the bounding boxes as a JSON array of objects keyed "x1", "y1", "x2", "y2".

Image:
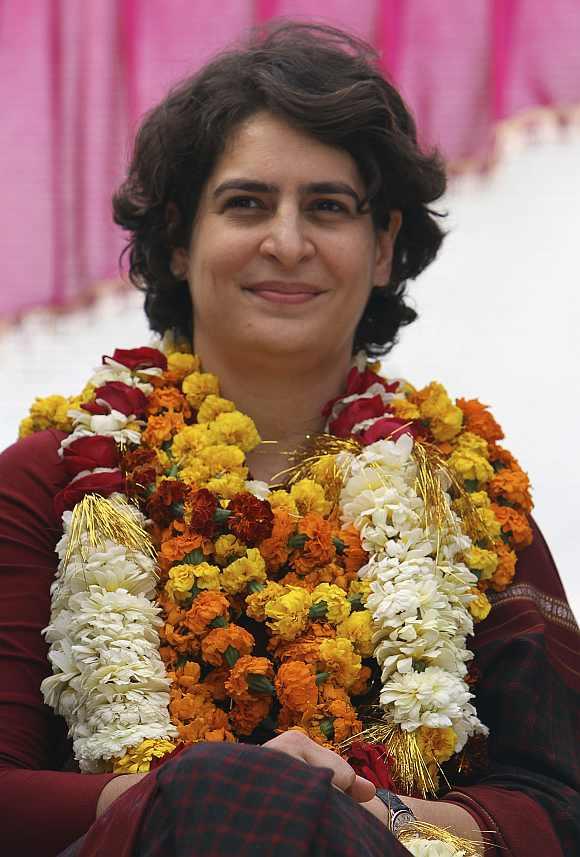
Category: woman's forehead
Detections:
[{"x1": 209, "y1": 112, "x2": 364, "y2": 190}]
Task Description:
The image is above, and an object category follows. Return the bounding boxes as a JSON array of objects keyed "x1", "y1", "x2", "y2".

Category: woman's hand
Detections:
[
  {"x1": 96, "y1": 772, "x2": 148, "y2": 818},
  {"x1": 262, "y1": 731, "x2": 376, "y2": 803}
]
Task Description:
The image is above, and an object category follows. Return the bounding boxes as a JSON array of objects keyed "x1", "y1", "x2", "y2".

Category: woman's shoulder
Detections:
[{"x1": 0, "y1": 429, "x2": 68, "y2": 521}]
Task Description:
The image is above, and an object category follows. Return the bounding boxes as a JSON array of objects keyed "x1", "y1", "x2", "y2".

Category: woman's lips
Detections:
[{"x1": 243, "y1": 283, "x2": 324, "y2": 305}]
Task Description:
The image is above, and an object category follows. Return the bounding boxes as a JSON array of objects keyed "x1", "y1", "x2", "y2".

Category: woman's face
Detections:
[{"x1": 174, "y1": 112, "x2": 401, "y2": 366}]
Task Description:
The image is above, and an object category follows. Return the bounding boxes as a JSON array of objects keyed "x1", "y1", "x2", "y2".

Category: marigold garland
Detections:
[{"x1": 23, "y1": 341, "x2": 534, "y2": 854}]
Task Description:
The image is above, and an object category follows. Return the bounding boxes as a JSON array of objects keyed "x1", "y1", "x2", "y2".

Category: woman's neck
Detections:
[{"x1": 195, "y1": 344, "x2": 351, "y2": 483}]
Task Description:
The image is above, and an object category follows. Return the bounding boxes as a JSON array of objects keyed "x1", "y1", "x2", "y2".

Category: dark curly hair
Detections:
[{"x1": 113, "y1": 22, "x2": 447, "y2": 357}]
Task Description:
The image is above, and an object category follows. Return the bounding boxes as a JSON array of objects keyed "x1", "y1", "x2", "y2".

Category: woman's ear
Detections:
[
  {"x1": 170, "y1": 247, "x2": 189, "y2": 280},
  {"x1": 374, "y1": 210, "x2": 402, "y2": 287}
]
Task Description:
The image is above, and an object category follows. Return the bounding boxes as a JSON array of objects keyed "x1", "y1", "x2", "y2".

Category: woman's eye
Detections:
[
  {"x1": 223, "y1": 196, "x2": 262, "y2": 210},
  {"x1": 312, "y1": 199, "x2": 349, "y2": 214}
]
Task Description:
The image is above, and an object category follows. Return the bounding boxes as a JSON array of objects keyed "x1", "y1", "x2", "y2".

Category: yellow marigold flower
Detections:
[
  {"x1": 311, "y1": 583, "x2": 351, "y2": 624},
  {"x1": 464, "y1": 546, "x2": 499, "y2": 581},
  {"x1": 213, "y1": 534, "x2": 247, "y2": 566},
  {"x1": 448, "y1": 448, "x2": 495, "y2": 485},
  {"x1": 415, "y1": 726, "x2": 457, "y2": 764},
  {"x1": 307, "y1": 454, "x2": 339, "y2": 487},
  {"x1": 348, "y1": 579, "x2": 372, "y2": 602},
  {"x1": 197, "y1": 394, "x2": 237, "y2": 423},
  {"x1": 180, "y1": 460, "x2": 211, "y2": 486},
  {"x1": 199, "y1": 443, "x2": 246, "y2": 477},
  {"x1": 210, "y1": 411, "x2": 261, "y2": 453},
  {"x1": 318, "y1": 637, "x2": 362, "y2": 690},
  {"x1": 113, "y1": 738, "x2": 176, "y2": 774},
  {"x1": 168, "y1": 352, "x2": 200, "y2": 379},
  {"x1": 182, "y1": 371, "x2": 220, "y2": 408},
  {"x1": 455, "y1": 431, "x2": 489, "y2": 459},
  {"x1": 191, "y1": 561, "x2": 222, "y2": 591},
  {"x1": 290, "y1": 479, "x2": 330, "y2": 516},
  {"x1": 415, "y1": 382, "x2": 463, "y2": 441},
  {"x1": 19, "y1": 394, "x2": 73, "y2": 437},
  {"x1": 205, "y1": 473, "x2": 247, "y2": 499},
  {"x1": 172, "y1": 423, "x2": 215, "y2": 463},
  {"x1": 477, "y1": 506, "x2": 502, "y2": 541},
  {"x1": 221, "y1": 548, "x2": 267, "y2": 595},
  {"x1": 337, "y1": 611, "x2": 374, "y2": 657},
  {"x1": 265, "y1": 587, "x2": 312, "y2": 640},
  {"x1": 165, "y1": 564, "x2": 197, "y2": 600},
  {"x1": 468, "y1": 588, "x2": 491, "y2": 622},
  {"x1": 268, "y1": 491, "x2": 299, "y2": 516},
  {"x1": 468, "y1": 491, "x2": 491, "y2": 508},
  {"x1": 245, "y1": 581, "x2": 285, "y2": 622},
  {"x1": 389, "y1": 397, "x2": 421, "y2": 421}
]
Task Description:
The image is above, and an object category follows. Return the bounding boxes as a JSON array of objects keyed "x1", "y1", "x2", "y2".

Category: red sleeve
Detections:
[
  {"x1": 442, "y1": 520, "x2": 580, "y2": 857},
  {"x1": 0, "y1": 430, "x2": 118, "y2": 857}
]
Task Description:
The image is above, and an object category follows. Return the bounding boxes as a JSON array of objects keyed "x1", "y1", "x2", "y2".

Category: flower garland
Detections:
[{"x1": 22, "y1": 343, "x2": 533, "y2": 855}]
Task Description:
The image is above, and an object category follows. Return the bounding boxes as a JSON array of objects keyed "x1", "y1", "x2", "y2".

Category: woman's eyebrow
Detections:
[{"x1": 212, "y1": 178, "x2": 361, "y2": 204}]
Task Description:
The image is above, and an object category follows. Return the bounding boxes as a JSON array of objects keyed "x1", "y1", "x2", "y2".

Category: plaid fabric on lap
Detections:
[{"x1": 134, "y1": 743, "x2": 410, "y2": 857}]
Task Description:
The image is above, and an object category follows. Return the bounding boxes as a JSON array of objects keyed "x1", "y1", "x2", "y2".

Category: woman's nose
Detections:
[{"x1": 259, "y1": 209, "x2": 315, "y2": 267}]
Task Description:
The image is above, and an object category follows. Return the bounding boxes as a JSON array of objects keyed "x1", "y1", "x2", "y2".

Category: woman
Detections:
[{"x1": 0, "y1": 22, "x2": 578, "y2": 857}]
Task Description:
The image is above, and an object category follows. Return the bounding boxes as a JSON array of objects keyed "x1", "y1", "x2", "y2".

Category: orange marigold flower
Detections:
[
  {"x1": 202, "y1": 667, "x2": 230, "y2": 701},
  {"x1": 183, "y1": 591, "x2": 230, "y2": 635},
  {"x1": 142, "y1": 412, "x2": 185, "y2": 447},
  {"x1": 158, "y1": 532, "x2": 209, "y2": 573},
  {"x1": 167, "y1": 661, "x2": 201, "y2": 691},
  {"x1": 349, "y1": 665, "x2": 372, "y2": 697},
  {"x1": 225, "y1": 655, "x2": 274, "y2": 701},
  {"x1": 338, "y1": 524, "x2": 368, "y2": 575},
  {"x1": 488, "y1": 443, "x2": 518, "y2": 470},
  {"x1": 489, "y1": 541, "x2": 517, "y2": 591},
  {"x1": 488, "y1": 467, "x2": 533, "y2": 513},
  {"x1": 230, "y1": 697, "x2": 272, "y2": 736},
  {"x1": 160, "y1": 623, "x2": 199, "y2": 656},
  {"x1": 259, "y1": 508, "x2": 296, "y2": 571},
  {"x1": 292, "y1": 513, "x2": 336, "y2": 574},
  {"x1": 457, "y1": 398, "x2": 504, "y2": 443},
  {"x1": 201, "y1": 624, "x2": 255, "y2": 667},
  {"x1": 147, "y1": 386, "x2": 191, "y2": 416},
  {"x1": 274, "y1": 661, "x2": 319, "y2": 712},
  {"x1": 491, "y1": 504, "x2": 533, "y2": 550}
]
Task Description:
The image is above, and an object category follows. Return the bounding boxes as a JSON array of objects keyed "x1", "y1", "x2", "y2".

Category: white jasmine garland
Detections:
[{"x1": 340, "y1": 434, "x2": 488, "y2": 751}]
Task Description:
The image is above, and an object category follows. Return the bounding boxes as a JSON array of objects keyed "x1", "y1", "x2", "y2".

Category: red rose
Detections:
[
  {"x1": 62, "y1": 435, "x2": 120, "y2": 478},
  {"x1": 104, "y1": 347, "x2": 167, "y2": 371},
  {"x1": 188, "y1": 488, "x2": 218, "y2": 538},
  {"x1": 347, "y1": 742, "x2": 395, "y2": 789},
  {"x1": 228, "y1": 493, "x2": 274, "y2": 545},
  {"x1": 83, "y1": 382, "x2": 148, "y2": 417},
  {"x1": 54, "y1": 470, "x2": 126, "y2": 518},
  {"x1": 357, "y1": 416, "x2": 419, "y2": 446},
  {"x1": 345, "y1": 366, "x2": 399, "y2": 397},
  {"x1": 328, "y1": 395, "x2": 386, "y2": 437}
]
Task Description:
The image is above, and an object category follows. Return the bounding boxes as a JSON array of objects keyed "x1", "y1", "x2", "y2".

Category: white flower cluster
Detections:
[
  {"x1": 340, "y1": 435, "x2": 488, "y2": 752},
  {"x1": 43, "y1": 389, "x2": 178, "y2": 771}
]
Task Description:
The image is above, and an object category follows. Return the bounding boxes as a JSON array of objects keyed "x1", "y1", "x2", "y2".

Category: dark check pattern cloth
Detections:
[{"x1": 134, "y1": 743, "x2": 410, "y2": 857}]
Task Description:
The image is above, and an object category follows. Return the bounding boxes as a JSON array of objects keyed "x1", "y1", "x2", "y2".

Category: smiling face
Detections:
[{"x1": 173, "y1": 112, "x2": 401, "y2": 369}]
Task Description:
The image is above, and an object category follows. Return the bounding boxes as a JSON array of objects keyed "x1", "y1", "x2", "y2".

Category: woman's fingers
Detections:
[
  {"x1": 346, "y1": 774, "x2": 377, "y2": 803},
  {"x1": 263, "y1": 731, "x2": 376, "y2": 803}
]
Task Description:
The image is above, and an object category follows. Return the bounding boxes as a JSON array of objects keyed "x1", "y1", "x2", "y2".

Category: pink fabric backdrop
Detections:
[{"x1": 1, "y1": 0, "x2": 579, "y2": 320}]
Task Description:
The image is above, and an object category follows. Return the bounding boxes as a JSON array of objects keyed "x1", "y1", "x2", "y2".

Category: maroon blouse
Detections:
[{"x1": 1, "y1": 430, "x2": 578, "y2": 856}]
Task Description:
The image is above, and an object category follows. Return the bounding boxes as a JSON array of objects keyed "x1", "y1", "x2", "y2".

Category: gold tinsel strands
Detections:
[
  {"x1": 412, "y1": 441, "x2": 489, "y2": 548},
  {"x1": 273, "y1": 433, "x2": 362, "y2": 510},
  {"x1": 398, "y1": 821, "x2": 486, "y2": 857},
  {"x1": 63, "y1": 493, "x2": 157, "y2": 572},
  {"x1": 340, "y1": 720, "x2": 444, "y2": 799}
]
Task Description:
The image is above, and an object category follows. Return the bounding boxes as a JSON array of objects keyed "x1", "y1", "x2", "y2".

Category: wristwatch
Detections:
[{"x1": 375, "y1": 788, "x2": 416, "y2": 838}]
